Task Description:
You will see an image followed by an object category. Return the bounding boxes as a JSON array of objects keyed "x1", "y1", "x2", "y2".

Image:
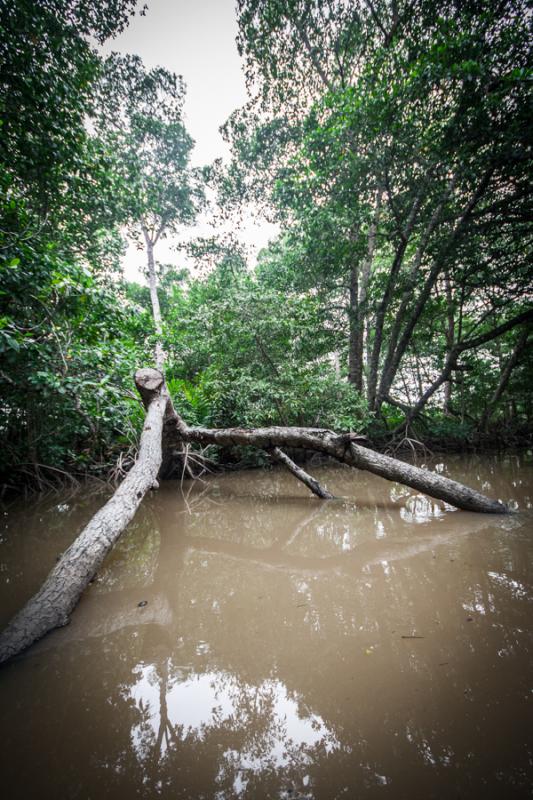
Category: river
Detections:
[{"x1": 0, "y1": 453, "x2": 532, "y2": 799}]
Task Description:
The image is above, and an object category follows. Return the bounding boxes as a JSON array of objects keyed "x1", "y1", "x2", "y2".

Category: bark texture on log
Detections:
[
  {"x1": 166, "y1": 417, "x2": 507, "y2": 514},
  {"x1": 0, "y1": 368, "x2": 167, "y2": 665}
]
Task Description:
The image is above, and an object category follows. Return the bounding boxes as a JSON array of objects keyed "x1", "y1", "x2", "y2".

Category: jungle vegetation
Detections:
[{"x1": 1, "y1": 0, "x2": 532, "y2": 492}]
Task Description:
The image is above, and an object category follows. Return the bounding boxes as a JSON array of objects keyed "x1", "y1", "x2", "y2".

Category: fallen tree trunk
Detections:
[
  {"x1": 0, "y1": 369, "x2": 168, "y2": 665},
  {"x1": 166, "y1": 419, "x2": 507, "y2": 514},
  {"x1": 0, "y1": 368, "x2": 507, "y2": 665}
]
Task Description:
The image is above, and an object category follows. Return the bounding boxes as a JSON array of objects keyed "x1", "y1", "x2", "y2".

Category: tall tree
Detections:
[{"x1": 96, "y1": 54, "x2": 204, "y2": 369}]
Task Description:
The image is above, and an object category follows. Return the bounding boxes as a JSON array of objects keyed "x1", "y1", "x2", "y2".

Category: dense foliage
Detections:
[
  {"x1": 0, "y1": 0, "x2": 148, "y2": 489},
  {"x1": 227, "y1": 0, "x2": 533, "y2": 425},
  {"x1": 0, "y1": 0, "x2": 531, "y2": 491}
]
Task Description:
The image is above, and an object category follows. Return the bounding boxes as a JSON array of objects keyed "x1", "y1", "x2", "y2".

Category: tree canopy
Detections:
[
  {"x1": 225, "y1": 0, "x2": 533, "y2": 420},
  {"x1": 0, "y1": 0, "x2": 531, "y2": 491}
]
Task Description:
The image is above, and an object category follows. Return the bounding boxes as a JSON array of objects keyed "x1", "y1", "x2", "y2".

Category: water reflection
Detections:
[
  {"x1": 129, "y1": 664, "x2": 338, "y2": 798},
  {"x1": 0, "y1": 453, "x2": 532, "y2": 798},
  {"x1": 400, "y1": 494, "x2": 446, "y2": 523}
]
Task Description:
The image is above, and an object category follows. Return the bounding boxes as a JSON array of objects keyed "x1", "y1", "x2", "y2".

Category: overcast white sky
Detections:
[{"x1": 103, "y1": 0, "x2": 278, "y2": 281}]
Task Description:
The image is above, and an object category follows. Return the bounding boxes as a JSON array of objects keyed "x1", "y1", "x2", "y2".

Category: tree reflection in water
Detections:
[
  {"x1": 0, "y1": 454, "x2": 532, "y2": 799},
  {"x1": 129, "y1": 663, "x2": 340, "y2": 797}
]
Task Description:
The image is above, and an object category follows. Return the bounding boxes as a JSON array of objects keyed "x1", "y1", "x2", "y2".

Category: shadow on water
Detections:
[{"x1": 0, "y1": 452, "x2": 532, "y2": 799}]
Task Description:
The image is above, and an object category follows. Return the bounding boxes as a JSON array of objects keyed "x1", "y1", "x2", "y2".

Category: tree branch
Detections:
[{"x1": 270, "y1": 447, "x2": 334, "y2": 499}]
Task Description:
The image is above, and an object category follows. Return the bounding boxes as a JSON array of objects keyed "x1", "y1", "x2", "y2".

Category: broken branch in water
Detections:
[{"x1": 268, "y1": 446, "x2": 334, "y2": 499}]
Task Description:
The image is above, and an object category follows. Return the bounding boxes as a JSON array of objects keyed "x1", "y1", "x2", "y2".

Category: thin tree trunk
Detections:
[
  {"x1": 359, "y1": 190, "x2": 381, "y2": 318},
  {"x1": 377, "y1": 176, "x2": 456, "y2": 407},
  {"x1": 479, "y1": 327, "x2": 529, "y2": 430},
  {"x1": 396, "y1": 309, "x2": 533, "y2": 430},
  {"x1": 443, "y1": 271, "x2": 455, "y2": 416},
  {"x1": 376, "y1": 169, "x2": 494, "y2": 412},
  {"x1": 141, "y1": 224, "x2": 192, "y2": 478},
  {"x1": 142, "y1": 226, "x2": 165, "y2": 370},
  {"x1": 349, "y1": 191, "x2": 382, "y2": 392},
  {"x1": 367, "y1": 191, "x2": 422, "y2": 410},
  {"x1": 348, "y1": 263, "x2": 363, "y2": 390}
]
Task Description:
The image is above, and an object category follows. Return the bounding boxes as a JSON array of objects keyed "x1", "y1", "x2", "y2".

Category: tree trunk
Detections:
[
  {"x1": 377, "y1": 177, "x2": 456, "y2": 410},
  {"x1": 357, "y1": 189, "x2": 382, "y2": 387},
  {"x1": 0, "y1": 368, "x2": 168, "y2": 665},
  {"x1": 479, "y1": 327, "x2": 529, "y2": 430},
  {"x1": 142, "y1": 227, "x2": 165, "y2": 370},
  {"x1": 166, "y1": 414, "x2": 507, "y2": 514},
  {"x1": 348, "y1": 195, "x2": 382, "y2": 393},
  {"x1": 394, "y1": 309, "x2": 533, "y2": 430},
  {"x1": 347, "y1": 263, "x2": 363, "y2": 391},
  {"x1": 443, "y1": 272, "x2": 455, "y2": 416},
  {"x1": 375, "y1": 169, "x2": 494, "y2": 414},
  {"x1": 141, "y1": 224, "x2": 191, "y2": 479},
  {"x1": 367, "y1": 191, "x2": 422, "y2": 410}
]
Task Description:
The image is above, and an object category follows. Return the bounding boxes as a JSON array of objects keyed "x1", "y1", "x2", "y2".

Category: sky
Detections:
[{"x1": 102, "y1": 0, "x2": 278, "y2": 282}]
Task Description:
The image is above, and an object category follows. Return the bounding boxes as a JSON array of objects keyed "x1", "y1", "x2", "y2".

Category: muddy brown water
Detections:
[{"x1": 0, "y1": 454, "x2": 532, "y2": 799}]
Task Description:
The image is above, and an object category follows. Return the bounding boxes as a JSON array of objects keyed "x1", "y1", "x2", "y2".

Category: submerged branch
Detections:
[{"x1": 269, "y1": 446, "x2": 334, "y2": 499}]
